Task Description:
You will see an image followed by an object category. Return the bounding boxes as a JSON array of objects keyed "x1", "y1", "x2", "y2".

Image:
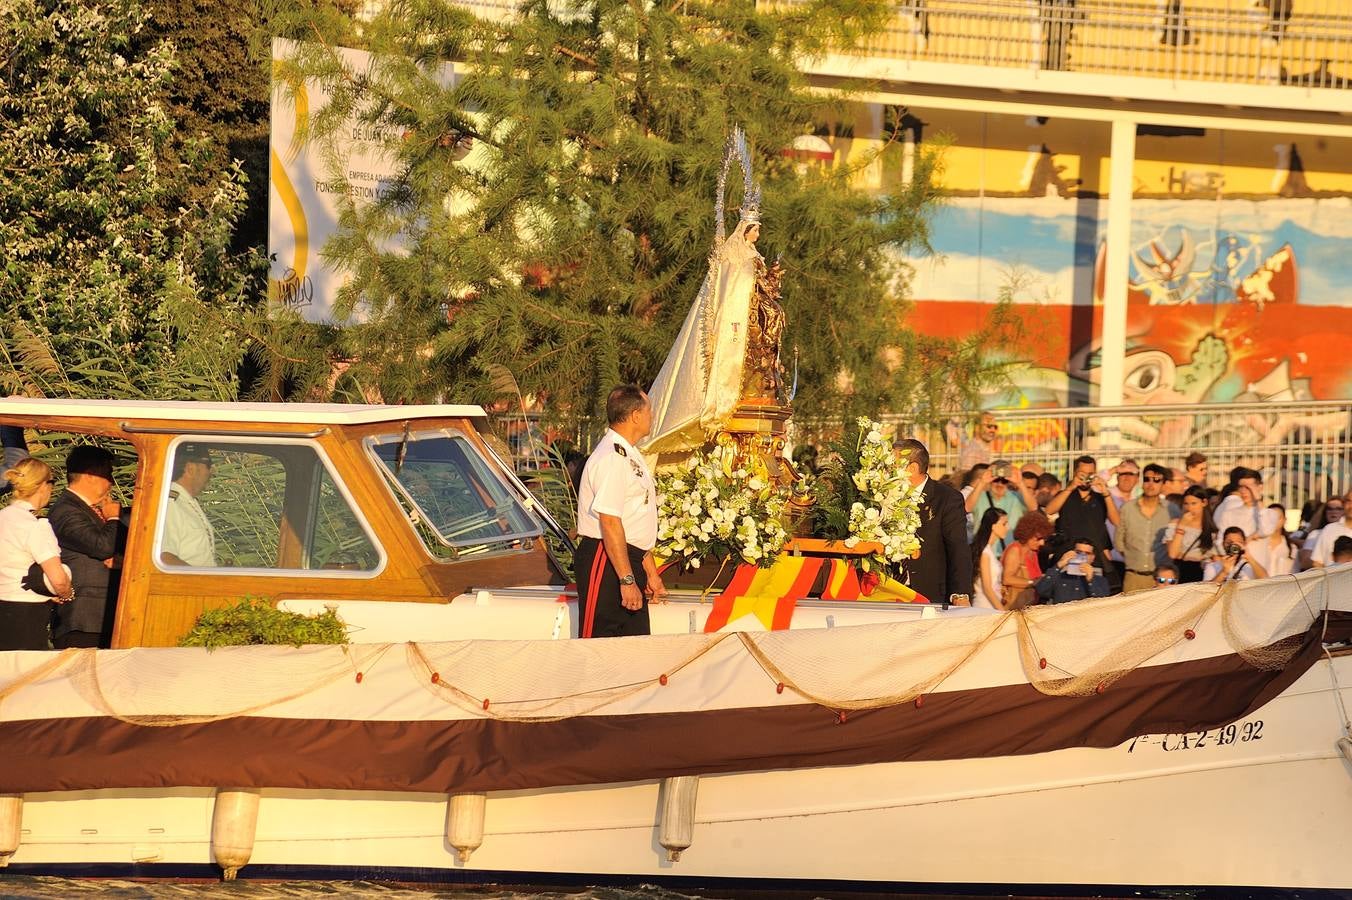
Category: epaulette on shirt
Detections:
[
  {"x1": 613, "y1": 443, "x2": 627, "y2": 457},
  {"x1": 168, "y1": 488, "x2": 180, "y2": 500}
]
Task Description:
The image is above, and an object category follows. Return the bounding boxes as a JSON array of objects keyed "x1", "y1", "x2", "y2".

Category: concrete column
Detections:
[{"x1": 1098, "y1": 118, "x2": 1136, "y2": 447}]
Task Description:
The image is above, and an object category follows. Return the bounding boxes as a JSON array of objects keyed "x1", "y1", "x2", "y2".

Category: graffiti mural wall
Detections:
[{"x1": 817, "y1": 107, "x2": 1352, "y2": 408}]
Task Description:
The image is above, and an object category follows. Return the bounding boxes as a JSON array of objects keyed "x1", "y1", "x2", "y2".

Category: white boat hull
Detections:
[
  {"x1": 9, "y1": 655, "x2": 1352, "y2": 891},
  {"x1": 6, "y1": 568, "x2": 1352, "y2": 892}
]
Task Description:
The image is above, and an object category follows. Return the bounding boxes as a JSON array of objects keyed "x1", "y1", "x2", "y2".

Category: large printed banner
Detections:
[{"x1": 268, "y1": 39, "x2": 449, "y2": 323}]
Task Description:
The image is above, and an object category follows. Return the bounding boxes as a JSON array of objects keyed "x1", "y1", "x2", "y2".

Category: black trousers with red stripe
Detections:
[{"x1": 574, "y1": 537, "x2": 650, "y2": 638}]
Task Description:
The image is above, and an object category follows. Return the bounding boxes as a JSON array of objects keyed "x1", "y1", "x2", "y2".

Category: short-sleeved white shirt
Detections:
[
  {"x1": 1310, "y1": 520, "x2": 1352, "y2": 567},
  {"x1": 0, "y1": 500, "x2": 62, "y2": 603},
  {"x1": 576, "y1": 429, "x2": 657, "y2": 551},
  {"x1": 162, "y1": 482, "x2": 217, "y2": 567}
]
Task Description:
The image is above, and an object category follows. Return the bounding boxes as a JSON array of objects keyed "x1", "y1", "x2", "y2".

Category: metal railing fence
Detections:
[
  {"x1": 494, "y1": 399, "x2": 1352, "y2": 514},
  {"x1": 884, "y1": 399, "x2": 1352, "y2": 514},
  {"x1": 442, "y1": 1, "x2": 1352, "y2": 92},
  {"x1": 777, "y1": 0, "x2": 1352, "y2": 90}
]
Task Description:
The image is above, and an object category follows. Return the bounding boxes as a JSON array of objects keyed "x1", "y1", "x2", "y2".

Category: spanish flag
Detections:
[
  {"x1": 821, "y1": 558, "x2": 862, "y2": 600},
  {"x1": 820, "y1": 559, "x2": 927, "y2": 603},
  {"x1": 703, "y1": 557, "x2": 823, "y2": 632},
  {"x1": 862, "y1": 571, "x2": 927, "y2": 603}
]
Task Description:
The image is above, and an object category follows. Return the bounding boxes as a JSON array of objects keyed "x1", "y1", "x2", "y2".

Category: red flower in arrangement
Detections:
[{"x1": 859, "y1": 570, "x2": 881, "y2": 596}]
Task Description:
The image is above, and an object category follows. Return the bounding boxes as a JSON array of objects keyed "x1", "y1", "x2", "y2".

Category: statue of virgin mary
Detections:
[{"x1": 643, "y1": 128, "x2": 766, "y2": 456}]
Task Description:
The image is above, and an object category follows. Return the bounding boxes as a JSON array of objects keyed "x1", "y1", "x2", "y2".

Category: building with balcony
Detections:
[{"x1": 778, "y1": 0, "x2": 1352, "y2": 413}]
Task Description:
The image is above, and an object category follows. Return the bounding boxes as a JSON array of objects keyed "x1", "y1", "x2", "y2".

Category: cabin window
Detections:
[
  {"x1": 366, "y1": 430, "x2": 541, "y2": 559},
  {"x1": 156, "y1": 438, "x2": 382, "y2": 575}
]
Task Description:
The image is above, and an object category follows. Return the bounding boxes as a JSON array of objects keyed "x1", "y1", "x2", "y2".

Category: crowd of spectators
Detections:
[{"x1": 944, "y1": 412, "x2": 1351, "y2": 606}]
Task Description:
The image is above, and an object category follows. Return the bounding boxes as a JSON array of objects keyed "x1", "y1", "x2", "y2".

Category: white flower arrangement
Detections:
[
  {"x1": 841, "y1": 417, "x2": 922, "y2": 570},
  {"x1": 656, "y1": 440, "x2": 790, "y2": 568}
]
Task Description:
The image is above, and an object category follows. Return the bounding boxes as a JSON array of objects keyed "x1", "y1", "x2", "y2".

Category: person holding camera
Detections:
[
  {"x1": 1044, "y1": 455, "x2": 1120, "y2": 588},
  {"x1": 972, "y1": 459, "x2": 1036, "y2": 547},
  {"x1": 1203, "y1": 526, "x2": 1269, "y2": 583}
]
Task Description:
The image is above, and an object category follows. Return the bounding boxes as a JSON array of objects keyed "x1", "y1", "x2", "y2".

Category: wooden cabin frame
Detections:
[{"x1": 0, "y1": 400, "x2": 563, "y2": 647}]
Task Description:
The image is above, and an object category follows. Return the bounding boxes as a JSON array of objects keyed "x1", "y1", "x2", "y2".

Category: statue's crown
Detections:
[
  {"x1": 739, "y1": 184, "x2": 762, "y2": 225},
  {"x1": 716, "y1": 126, "x2": 761, "y2": 239}
]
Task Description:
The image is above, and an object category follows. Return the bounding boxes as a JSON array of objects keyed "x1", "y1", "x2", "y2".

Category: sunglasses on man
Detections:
[{"x1": 1155, "y1": 576, "x2": 1178, "y2": 584}]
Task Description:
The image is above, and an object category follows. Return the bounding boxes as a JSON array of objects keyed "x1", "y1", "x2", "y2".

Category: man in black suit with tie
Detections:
[
  {"x1": 49, "y1": 446, "x2": 127, "y2": 648},
  {"x1": 894, "y1": 438, "x2": 972, "y2": 605}
]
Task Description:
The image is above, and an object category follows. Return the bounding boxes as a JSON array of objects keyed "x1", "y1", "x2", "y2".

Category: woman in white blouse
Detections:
[
  {"x1": 970, "y1": 507, "x2": 1009, "y2": 610},
  {"x1": 0, "y1": 458, "x2": 73, "y2": 650}
]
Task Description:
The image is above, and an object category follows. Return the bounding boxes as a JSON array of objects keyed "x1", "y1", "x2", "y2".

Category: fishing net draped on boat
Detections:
[{"x1": 0, "y1": 569, "x2": 1343, "y2": 723}]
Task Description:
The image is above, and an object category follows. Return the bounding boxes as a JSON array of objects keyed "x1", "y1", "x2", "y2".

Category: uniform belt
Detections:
[{"x1": 1129, "y1": 568, "x2": 1155, "y2": 576}]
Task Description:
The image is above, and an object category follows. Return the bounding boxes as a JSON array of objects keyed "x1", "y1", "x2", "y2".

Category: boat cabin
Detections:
[{"x1": 0, "y1": 399, "x2": 564, "y2": 647}]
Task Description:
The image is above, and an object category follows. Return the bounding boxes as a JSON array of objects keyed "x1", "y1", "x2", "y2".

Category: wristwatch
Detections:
[{"x1": 619, "y1": 574, "x2": 636, "y2": 585}]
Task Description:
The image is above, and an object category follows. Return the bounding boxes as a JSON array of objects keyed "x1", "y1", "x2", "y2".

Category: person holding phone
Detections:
[
  {"x1": 1043, "y1": 537, "x2": 1112, "y2": 603},
  {"x1": 49, "y1": 446, "x2": 127, "y2": 649}
]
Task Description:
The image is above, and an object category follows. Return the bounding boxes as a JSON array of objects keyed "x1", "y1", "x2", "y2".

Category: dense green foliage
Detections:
[
  {"x1": 271, "y1": 0, "x2": 1019, "y2": 426},
  {"x1": 1, "y1": 0, "x2": 1019, "y2": 425},
  {"x1": 811, "y1": 416, "x2": 870, "y2": 541},
  {"x1": 178, "y1": 597, "x2": 350, "y2": 649},
  {"x1": 139, "y1": 0, "x2": 273, "y2": 251},
  {"x1": 0, "y1": 0, "x2": 260, "y2": 401}
]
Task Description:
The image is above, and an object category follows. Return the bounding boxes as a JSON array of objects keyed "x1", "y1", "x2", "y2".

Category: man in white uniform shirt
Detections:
[
  {"x1": 1213, "y1": 468, "x2": 1281, "y2": 573},
  {"x1": 1308, "y1": 490, "x2": 1352, "y2": 567},
  {"x1": 161, "y1": 443, "x2": 217, "y2": 567},
  {"x1": 574, "y1": 385, "x2": 667, "y2": 638}
]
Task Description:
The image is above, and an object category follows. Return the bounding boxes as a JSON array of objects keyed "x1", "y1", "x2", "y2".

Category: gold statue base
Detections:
[{"x1": 721, "y1": 398, "x2": 794, "y2": 484}]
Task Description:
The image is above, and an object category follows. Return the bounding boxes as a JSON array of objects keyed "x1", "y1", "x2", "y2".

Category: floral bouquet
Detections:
[
  {"x1": 655, "y1": 439, "x2": 790, "y2": 569},
  {"x1": 813, "y1": 417, "x2": 922, "y2": 572}
]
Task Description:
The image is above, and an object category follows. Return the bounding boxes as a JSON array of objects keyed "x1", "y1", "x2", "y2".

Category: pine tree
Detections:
[
  {"x1": 0, "y1": 0, "x2": 261, "y2": 400},
  {"x1": 274, "y1": 0, "x2": 1018, "y2": 426}
]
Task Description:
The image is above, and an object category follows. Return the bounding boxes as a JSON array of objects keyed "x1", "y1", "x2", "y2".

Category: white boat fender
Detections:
[
  {"x1": 210, "y1": 788, "x2": 260, "y2": 880},
  {"x1": 446, "y1": 792, "x2": 486, "y2": 863},
  {"x1": 1337, "y1": 736, "x2": 1352, "y2": 768},
  {"x1": 658, "y1": 775, "x2": 699, "y2": 863},
  {"x1": 0, "y1": 794, "x2": 21, "y2": 867}
]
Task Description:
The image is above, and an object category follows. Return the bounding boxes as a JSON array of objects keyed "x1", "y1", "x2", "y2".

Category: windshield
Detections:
[{"x1": 367, "y1": 429, "x2": 541, "y2": 558}]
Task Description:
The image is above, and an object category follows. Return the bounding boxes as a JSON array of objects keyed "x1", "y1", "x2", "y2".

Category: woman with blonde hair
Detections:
[{"x1": 0, "y1": 457, "x2": 73, "y2": 650}]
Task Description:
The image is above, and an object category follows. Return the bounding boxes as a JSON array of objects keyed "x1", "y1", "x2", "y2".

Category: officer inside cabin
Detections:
[
  {"x1": 161, "y1": 443, "x2": 217, "y2": 567},
  {"x1": 574, "y1": 385, "x2": 668, "y2": 637}
]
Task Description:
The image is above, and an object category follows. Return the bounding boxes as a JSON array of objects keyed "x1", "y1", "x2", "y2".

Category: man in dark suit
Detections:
[
  {"x1": 894, "y1": 438, "x2": 972, "y2": 605},
  {"x1": 49, "y1": 446, "x2": 126, "y2": 648}
]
